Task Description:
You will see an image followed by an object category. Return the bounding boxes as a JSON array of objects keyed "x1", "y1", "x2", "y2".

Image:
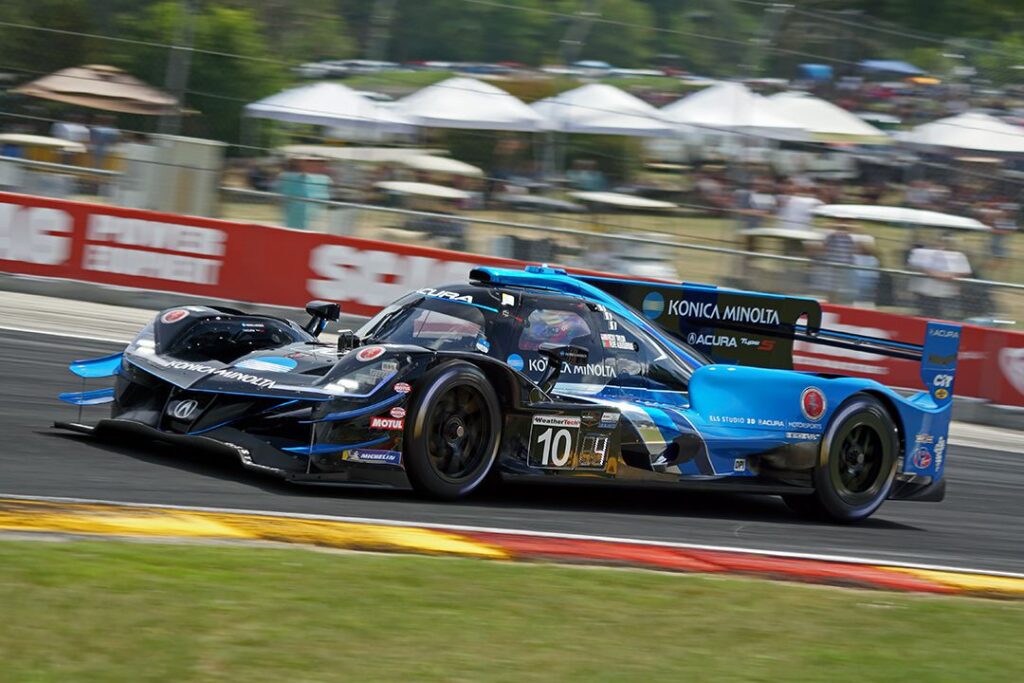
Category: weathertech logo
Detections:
[{"x1": 800, "y1": 387, "x2": 826, "y2": 421}]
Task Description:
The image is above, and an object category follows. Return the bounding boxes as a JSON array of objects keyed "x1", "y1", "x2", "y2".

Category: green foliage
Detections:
[
  {"x1": 574, "y1": 0, "x2": 657, "y2": 67},
  {"x1": 111, "y1": 1, "x2": 285, "y2": 148},
  {"x1": 0, "y1": 0, "x2": 102, "y2": 77}
]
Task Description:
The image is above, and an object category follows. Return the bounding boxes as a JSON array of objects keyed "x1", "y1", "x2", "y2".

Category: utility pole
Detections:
[
  {"x1": 158, "y1": 0, "x2": 197, "y2": 135},
  {"x1": 749, "y1": 3, "x2": 791, "y2": 77},
  {"x1": 366, "y1": 0, "x2": 399, "y2": 62},
  {"x1": 560, "y1": 0, "x2": 603, "y2": 66}
]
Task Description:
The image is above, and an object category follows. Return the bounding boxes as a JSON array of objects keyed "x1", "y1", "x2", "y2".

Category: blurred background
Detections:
[{"x1": 2, "y1": 0, "x2": 1024, "y2": 326}]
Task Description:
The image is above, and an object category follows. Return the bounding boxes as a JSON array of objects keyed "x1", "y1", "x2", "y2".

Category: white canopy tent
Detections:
[
  {"x1": 531, "y1": 83, "x2": 676, "y2": 137},
  {"x1": 814, "y1": 204, "x2": 989, "y2": 231},
  {"x1": 394, "y1": 77, "x2": 545, "y2": 132},
  {"x1": 244, "y1": 82, "x2": 413, "y2": 132},
  {"x1": 898, "y1": 112, "x2": 1024, "y2": 154},
  {"x1": 660, "y1": 82, "x2": 804, "y2": 139},
  {"x1": 766, "y1": 92, "x2": 888, "y2": 144}
]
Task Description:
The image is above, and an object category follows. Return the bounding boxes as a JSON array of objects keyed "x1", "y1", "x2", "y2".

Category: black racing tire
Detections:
[
  {"x1": 789, "y1": 394, "x2": 899, "y2": 523},
  {"x1": 403, "y1": 361, "x2": 502, "y2": 500}
]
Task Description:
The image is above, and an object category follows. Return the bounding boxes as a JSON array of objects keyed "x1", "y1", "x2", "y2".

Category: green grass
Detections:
[{"x1": 1, "y1": 540, "x2": 1022, "y2": 682}]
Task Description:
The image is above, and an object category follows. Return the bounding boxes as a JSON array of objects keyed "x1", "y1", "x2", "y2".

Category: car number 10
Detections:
[
  {"x1": 528, "y1": 416, "x2": 580, "y2": 469},
  {"x1": 536, "y1": 427, "x2": 573, "y2": 467}
]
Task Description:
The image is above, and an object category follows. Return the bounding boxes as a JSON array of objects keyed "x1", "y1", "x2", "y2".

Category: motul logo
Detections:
[{"x1": 370, "y1": 416, "x2": 404, "y2": 430}]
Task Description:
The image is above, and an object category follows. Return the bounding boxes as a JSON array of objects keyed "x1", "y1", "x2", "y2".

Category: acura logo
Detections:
[{"x1": 171, "y1": 399, "x2": 199, "y2": 420}]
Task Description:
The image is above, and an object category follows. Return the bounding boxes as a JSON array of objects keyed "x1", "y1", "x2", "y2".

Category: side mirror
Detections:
[
  {"x1": 337, "y1": 329, "x2": 360, "y2": 352},
  {"x1": 537, "y1": 343, "x2": 589, "y2": 394},
  {"x1": 304, "y1": 300, "x2": 341, "y2": 337}
]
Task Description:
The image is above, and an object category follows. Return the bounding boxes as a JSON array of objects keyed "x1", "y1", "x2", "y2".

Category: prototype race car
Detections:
[{"x1": 56, "y1": 265, "x2": 961, "y2": 522}]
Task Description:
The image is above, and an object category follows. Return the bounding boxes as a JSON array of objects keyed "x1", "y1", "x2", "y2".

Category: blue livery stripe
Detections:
[
  {"x1": 69, "y1": 353, "x2": 123, "y2": 378},
  {"x1": 58, "y1": 388, "x2": 115, "y2": 406}
]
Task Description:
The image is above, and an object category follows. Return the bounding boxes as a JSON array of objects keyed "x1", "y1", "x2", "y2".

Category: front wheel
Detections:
[
  {"x1": 403, "y1": 362, "x2": 501, "y2": 499},
  {"x1": 785, "y1": 394, "x2": 898, "y2": 523}
]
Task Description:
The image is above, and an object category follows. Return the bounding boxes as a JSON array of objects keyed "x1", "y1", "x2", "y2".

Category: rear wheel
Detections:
[
  {"x1": 403, "y1": 362, "x2": 501, "y2": 499},
  {"x1": 784, "y1": 394, "x2": 898, "y2": 523}
]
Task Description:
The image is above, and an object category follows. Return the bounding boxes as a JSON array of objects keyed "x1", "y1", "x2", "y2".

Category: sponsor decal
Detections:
[
  {"x1": 686, "y1": 332, "x2": 737, "y2": 348},
  {"x1": 161, "y1": 309, "x2": 189, "y2": 324},
  {"x1": 356, "y1": 346, "x2": 386, "y2": 362},
  {"x1": 641, "y1": 291, "x2": 665, "y2": 319},
  {"x1": 506, "y1": 353, "x2": 525, "y2": 371},
  {"x1": 381, "y1": 360, "x2": 399, "y2": 373},
  {"x1": 393, "y1": 382, "x2": 412, "y2": 394},
  {"x1": 500, "y1": 293, "x2": 516, "y2": 307},
  {"x1": 417, "y1": 288, "x2": 473, "y2": 303},
  {"x1": 599, "y1": 412, "x2": 620, "y2": 429},
  {"x1": 733, "y1": 459, "x2": 746, "y2": 472},
  {"x1": 786, "y1": 431, "x2": 818, "y2": 440},
  {"x1": 709, "y1": 415, "x2": 754, "y2": 425},
  {"x1": 927, "y1": 353, "x2": 957, "y2": 366},
  {"x1": 0, "y1": 204, "x2": 73, "y2": 265},
  {"x1": 370, "y1": 416, "x2": 404, "y2": 430},
  {"x1": 912, "y1": 448, "x2": 932, "y2": 469},
  {"x1": 999, "y1": 347, "x2": 1024, "y2": 398},
  {"x1": 914, "y1": 433, "x2": 935, "y2": 444},
  {"x1": 234, "y1": 356, "x2": 298, "y2": 373},
  {"x1": 787, "y1": 420, "x2": 824, "y2": 431},
  {"x1": 170, "y1": 399, "x2": 199, "y2": 420},
  {"x1": 389, "y1": 407, "x2": 406, "y2": 419},
  {"x1": 150, "y1": 357, "x2": 277, "y2": 389},
  {"x1": 308, "y1": 245, "x2": 478, "y2": 309},
  {"x1": 757, "y1": 339, "x2": 776, "y2": 351},
  {"x1": 935, "y1": 388, "x2": 949, "y2": 400},
  {"x1": 84, "y1": 214, "x2": 226, "y2": 285},
  {"x1": 800, "y1": 387, "x2": 827, "y2": 421},
  {"x1": 476, "y1": 337, "x2": 490, "y2": 354},
  {"x1": 581, "y1": 412, "x2": 600, "y2": 428},
  {"x1": 532, "y1": 415, "x2": 581, "y2": 429},
  {"x1": 526, "y1": 357, "x2": 646, "y2": 378},
  {"x1": 933, "y1": 373, "x2": 954, "y2": 388},
  {"x1": 935, "y1": 437, "x2": 946, "y2": 470},
  {"x1": 757, "y1": 418, "x2": 784, "y2": 428},
  {"x1": 667, "y1": 300, "x2": 781, "y2": 326},
  {"x1": 600, "y1": 333, "x2": 634, "y2": 351},
  {"x1": 341, "y1": 449, "x2": 402, "y2": 465},
  {"x1": 929, "y1": 328, "x2": 959, "y2": 339}
]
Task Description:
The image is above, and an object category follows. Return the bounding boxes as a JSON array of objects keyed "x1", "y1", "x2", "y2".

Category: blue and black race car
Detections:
[{"x1": 56, "y1": 265, "x2": 960, "y2": 522}]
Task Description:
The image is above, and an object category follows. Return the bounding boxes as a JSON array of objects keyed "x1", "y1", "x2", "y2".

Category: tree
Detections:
[
  {"x1": 112, "y1": 1, "x2": 285, "y2": 147},
  {"x1": 576, "y1": 0, "x2": 656, "y2": 67}
]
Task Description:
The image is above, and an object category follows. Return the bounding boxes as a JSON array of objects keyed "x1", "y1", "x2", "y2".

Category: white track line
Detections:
[
  {"x1": 0, "y1": 325, "x2": 130, "y2": 345},
  {"x1": 2, "y1": 492, "x2": 1022, "y2": 580}
]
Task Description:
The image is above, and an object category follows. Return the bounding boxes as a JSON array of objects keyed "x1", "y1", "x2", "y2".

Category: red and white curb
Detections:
[{"x1": 1, "y1": 494, "x2": 1022, "y2": 598}]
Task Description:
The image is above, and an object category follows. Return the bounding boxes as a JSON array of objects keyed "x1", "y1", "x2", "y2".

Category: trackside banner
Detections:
[{"x1": 2, "y1": 191, "x2": 1023, "y2": 406}]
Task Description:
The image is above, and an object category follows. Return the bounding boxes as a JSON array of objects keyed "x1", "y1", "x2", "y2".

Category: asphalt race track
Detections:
[{"x1": 2, "y1": 327, "x2": 1023, "y2": 574}]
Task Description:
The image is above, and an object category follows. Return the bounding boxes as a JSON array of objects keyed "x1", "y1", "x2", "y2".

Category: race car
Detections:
[{"x1": 55, "y1": 265, "x2": 961, "y2": 522}]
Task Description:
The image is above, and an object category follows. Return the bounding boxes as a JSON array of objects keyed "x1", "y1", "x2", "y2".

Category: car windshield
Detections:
[{"x1": 357, "y1": 295, "x2": 489, "y2": 352}]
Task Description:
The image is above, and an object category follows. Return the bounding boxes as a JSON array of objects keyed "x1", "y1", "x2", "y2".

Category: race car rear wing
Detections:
[{"x1": 575, "y1": 275, "x2": 961, "y2": 407}]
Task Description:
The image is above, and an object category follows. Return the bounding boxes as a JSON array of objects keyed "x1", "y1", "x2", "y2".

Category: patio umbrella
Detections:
[{"x1": 12, "y1": 64, "x2": 181, "y2": 115}]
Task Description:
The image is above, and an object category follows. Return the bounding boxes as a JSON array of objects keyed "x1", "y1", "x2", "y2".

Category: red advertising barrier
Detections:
[{"x1": 3, "y1": 191, "x2": 1024, "y2": 406}]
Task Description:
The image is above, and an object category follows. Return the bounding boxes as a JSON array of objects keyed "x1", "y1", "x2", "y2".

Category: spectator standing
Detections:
[
  {"x1": 907, "y1": 233, "x2": 972, "y2": 319},
  {"x1": 816, "y1": 221, "x2": 857, "y2": 304},
  {"x1": 732, "y1": 176, "x2": 777, "y2": 231},
  {"x1": 50, "y1": 113, "x2": 89, "y2": 164},
  {"x1": 775, "y1": 179, "x2": 823, "y2": 230},
  {"x1": 89, "y1": 114, "x2": 120, "y2": 169},
  {"x1": 278, "y1": 157, "x2": 332, "y2": 230}
]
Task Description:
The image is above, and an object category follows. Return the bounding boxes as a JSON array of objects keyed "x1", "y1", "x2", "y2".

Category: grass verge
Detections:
[{"x1": 1, "y1": 539, "x2": 1022, "y2": 682}]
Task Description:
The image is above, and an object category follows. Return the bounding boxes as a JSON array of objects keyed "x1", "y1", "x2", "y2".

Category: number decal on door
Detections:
[
  {"x1": 528, "y1": 415, "x2": 580, "y2": 469},
  {"x1": 536, "y1": 427, "x2": 574, "y2": 466}
]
